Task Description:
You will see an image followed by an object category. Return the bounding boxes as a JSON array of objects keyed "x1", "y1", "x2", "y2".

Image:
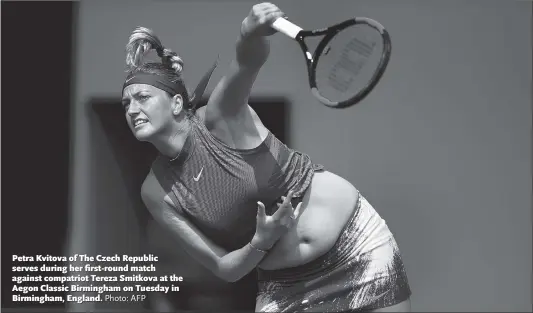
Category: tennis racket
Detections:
[{"x1": 271, "y1": 17, "x2": 391, "y2": 109}]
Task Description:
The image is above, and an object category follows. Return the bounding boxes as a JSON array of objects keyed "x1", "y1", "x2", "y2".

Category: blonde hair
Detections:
[{"x1": 124, "y1": 27, "x2": 190, "y2": 107}]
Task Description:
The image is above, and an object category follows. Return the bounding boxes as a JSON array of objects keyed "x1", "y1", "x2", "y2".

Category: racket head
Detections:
[{"x1": 305, "y1": 17, "x2": 392, "y2": 109}]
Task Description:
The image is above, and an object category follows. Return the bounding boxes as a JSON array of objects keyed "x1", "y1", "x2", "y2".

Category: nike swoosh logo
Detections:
[
  {"x1": 193, "y1": 167, "x2": 204, "y2": 182},
  {"x1": 125, "y1": 76, "x2": 135, "y2": 83}
]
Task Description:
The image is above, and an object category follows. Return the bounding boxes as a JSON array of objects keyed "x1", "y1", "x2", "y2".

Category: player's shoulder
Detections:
[
  {"x1": 141, "y1": 169, "x2": 164, "y2": 203},
  {"x1": 142, "y1": 155, "x2": 175, "y2": 199}
]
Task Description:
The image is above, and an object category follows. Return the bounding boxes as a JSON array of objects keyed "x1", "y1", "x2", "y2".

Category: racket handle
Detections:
[{"x1": 271, "y1": 18, "x2": 303, "y2": 39}]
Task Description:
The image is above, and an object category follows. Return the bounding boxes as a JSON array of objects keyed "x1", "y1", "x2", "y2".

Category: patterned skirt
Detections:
[{"x1": 256, "y1": 195, "x2": 411, "y2": 312}]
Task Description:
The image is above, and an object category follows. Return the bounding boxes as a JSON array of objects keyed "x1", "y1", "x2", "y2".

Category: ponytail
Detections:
[{"x1": 125, "y1": 26, "x2": 184, "y2": 75}]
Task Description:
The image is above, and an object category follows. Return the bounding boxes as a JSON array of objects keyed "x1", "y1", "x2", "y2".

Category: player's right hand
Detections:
[{"x1": 241, "y1": 2, "x2": 285, "y2": 38}]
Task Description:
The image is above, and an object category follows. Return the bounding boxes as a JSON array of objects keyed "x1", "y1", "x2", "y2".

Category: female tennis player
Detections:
[{"x1": 121, "y1": 3, "x2": 411, "y2": 312}]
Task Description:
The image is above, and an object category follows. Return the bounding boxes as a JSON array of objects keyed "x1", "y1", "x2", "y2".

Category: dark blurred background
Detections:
[
  {"x1": 2, "y1": 1, "x2": 532, "y2": 312},
  {"x1": 2, "y1": 1, "x2": 73, "y2": 310}
]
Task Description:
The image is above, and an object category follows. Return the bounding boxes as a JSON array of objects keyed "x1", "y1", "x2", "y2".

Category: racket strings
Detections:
[
  {"x1": 348, "y1": 37, "x2": 375, "y2": 57},
  {"x1": 328, "y1": 37, "x2": 376, "y2": 92},
  {"x1": 314, "y1": 25, "x2": 384, "y2": 103}
]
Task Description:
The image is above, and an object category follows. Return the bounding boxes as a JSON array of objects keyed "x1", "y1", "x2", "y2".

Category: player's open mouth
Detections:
[{"x1": 134, "y1": 119, "x2": 149, "y2": 127}]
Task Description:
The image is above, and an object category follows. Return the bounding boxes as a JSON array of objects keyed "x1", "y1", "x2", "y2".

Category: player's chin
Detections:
[{"x1": 132, "y1": 124, "x2": 154, "y2": 142}]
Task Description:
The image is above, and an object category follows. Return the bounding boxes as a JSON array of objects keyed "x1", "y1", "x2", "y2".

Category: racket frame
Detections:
[{"x1": 272, "y1": 17, "x2": 392, "y2": 108}]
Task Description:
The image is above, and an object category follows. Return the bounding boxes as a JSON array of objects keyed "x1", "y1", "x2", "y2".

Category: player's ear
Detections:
[{"x1": 171, "y1": 94, "x2": 184, "y2": 116}]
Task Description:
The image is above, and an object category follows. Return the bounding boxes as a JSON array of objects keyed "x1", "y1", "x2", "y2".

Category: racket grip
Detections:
[{"x1": 271, "y1": 18, "x2": 303, "y2": 39}]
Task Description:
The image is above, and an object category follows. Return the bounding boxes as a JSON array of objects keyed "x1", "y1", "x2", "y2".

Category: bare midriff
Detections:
[{"x1": 258, "y1": 170, "x2": 359, "y2": 270}]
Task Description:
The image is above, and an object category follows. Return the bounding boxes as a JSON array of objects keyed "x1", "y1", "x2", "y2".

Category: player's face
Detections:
[{"x1": 121, "y1": 84, "x2": 184, "y2": 142}]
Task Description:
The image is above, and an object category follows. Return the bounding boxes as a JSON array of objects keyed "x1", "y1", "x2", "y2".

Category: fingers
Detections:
[
  {"x1": 281, "y1": 190, "x2": 294, "y2": 205},
  {"x1": 272, "y1": 191, "x2": 298, "y2": 220},
  {"x1": 293, "y1": 202, "x2": 302, "y2": 219},
  {"x1": 253, "y1": 2, "x2": 284, "y2": 24},
  {"x1": 265, "y1": 10, "x2": 284, "y2": 24},
  {"x1": 257, "y1": 201, "x2": 266, "y2": 219}
]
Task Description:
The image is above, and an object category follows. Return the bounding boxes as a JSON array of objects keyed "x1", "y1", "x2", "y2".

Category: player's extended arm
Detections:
[{"x1": 204, "y1": 3, "x2": 285, "y2": 120}]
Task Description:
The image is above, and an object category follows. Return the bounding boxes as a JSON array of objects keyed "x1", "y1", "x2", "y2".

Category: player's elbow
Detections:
[
  {"x1": 214, "y1": 271, "x2": 238, "y2": 283},
  {"x1": 221, "y1": 273, "x2": 241, "y2": 283},
  {"x1": 216, "y1": 268, "x2": 241, "y2": 283},
  {"x1": 215, "y1": 263, "x2": 243, "y2": 283}
]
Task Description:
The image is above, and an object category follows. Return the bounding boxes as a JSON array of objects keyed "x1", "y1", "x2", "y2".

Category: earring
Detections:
[{"x1": 173, "y1": 110, "x2": 179, "y2": 115}]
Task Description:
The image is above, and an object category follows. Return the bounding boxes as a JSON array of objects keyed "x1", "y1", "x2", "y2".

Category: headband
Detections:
[
  {"x1": 122, "y1": 73, "x2": 185, "y2": 97},
  {"x1": 122, "y1": 57, "x2": 218, "y2": 111}
]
